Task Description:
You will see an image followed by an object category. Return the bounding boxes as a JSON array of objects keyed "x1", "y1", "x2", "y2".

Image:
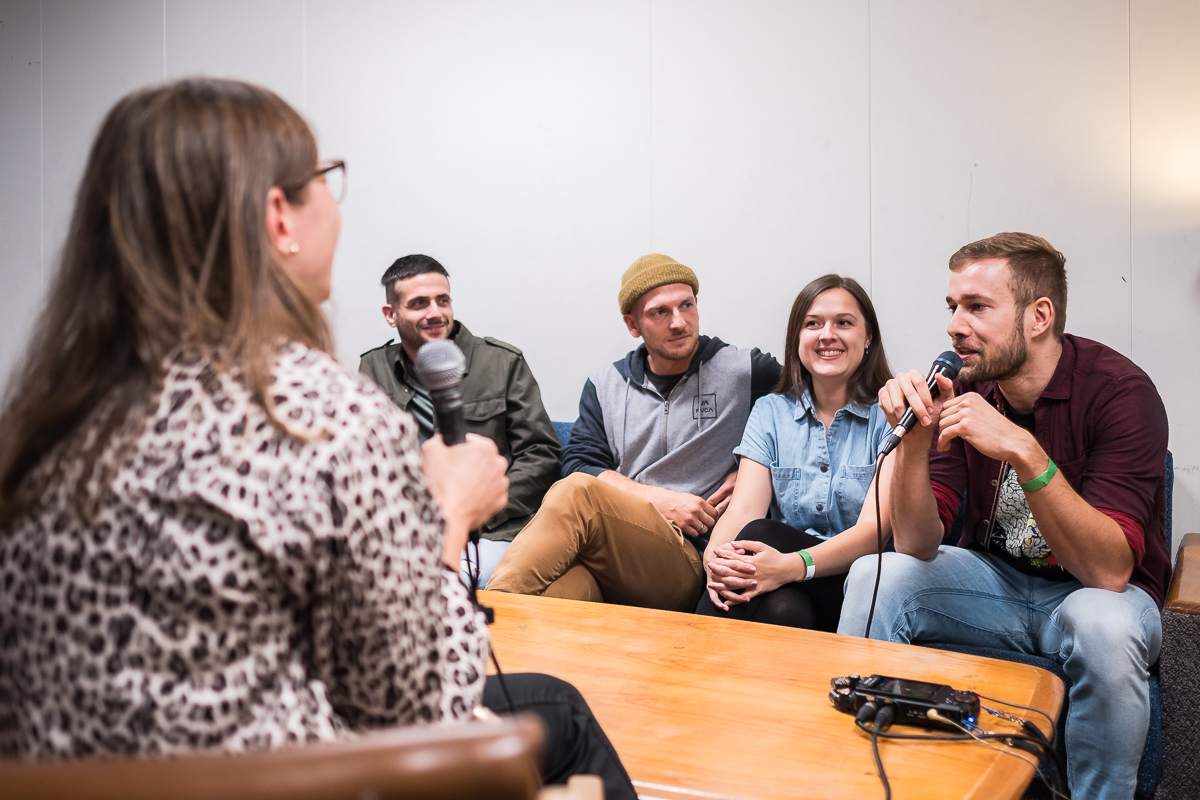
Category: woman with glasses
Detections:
[
  {"x1": 696, "y1": 275, "x2": 896, "y2": 631},
  {"x1": 0, "y1": 78, "x2": 633, "y2": 798}
]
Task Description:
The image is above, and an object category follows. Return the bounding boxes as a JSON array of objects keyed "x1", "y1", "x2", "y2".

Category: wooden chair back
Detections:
[{"x1": 0, "y1": 716, "x2": 544, "y2": 800}]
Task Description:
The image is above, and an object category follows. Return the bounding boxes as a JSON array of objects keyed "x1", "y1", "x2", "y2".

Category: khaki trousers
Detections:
[{"x1": 486, "y1": 473, "x2": 705, "y2": 612}]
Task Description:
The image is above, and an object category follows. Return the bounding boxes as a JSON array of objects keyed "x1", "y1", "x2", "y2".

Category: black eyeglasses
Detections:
[{"x1": 312, "y1": 159, "x2": 347, "y2": 203}]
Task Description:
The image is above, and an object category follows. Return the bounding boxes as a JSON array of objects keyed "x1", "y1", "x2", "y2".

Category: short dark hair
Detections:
[
  {"x1": 948, "y1": 232, "x2": 1068, "y2": 340},
  {"x1": 774, "y1": 274, "x2": 892, "y2": 405},
  {"x1": 381, "y1": 254, "x2": 449, "y2": 305}
]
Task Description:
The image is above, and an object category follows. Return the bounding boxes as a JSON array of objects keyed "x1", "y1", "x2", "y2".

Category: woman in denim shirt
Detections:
[{"x1": 696, "y1": 275, "x2": 895, "y2": 631}]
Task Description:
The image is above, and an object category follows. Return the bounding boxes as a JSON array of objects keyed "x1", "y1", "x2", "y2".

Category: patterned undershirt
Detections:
[{"x1": 987, "y1": 405, "x2": 1072, "y2": 580}]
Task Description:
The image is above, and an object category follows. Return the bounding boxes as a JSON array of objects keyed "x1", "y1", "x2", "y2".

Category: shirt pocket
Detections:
[
  {"x1": 1053, "y1": 455, "x2": 1087, "y2": 493},
  {"x1": 462, "y1": 396, "x2": 508, "y2": 457},
  {"x1": 833, "y1": 464, "x2": 877, "y2": 527},
  {"x1": 770, "y1": 466, "x2": 812, "y2": 523}
]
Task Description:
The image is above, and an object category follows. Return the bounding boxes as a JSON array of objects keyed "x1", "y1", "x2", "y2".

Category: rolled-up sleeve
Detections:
[{"x1": 1075, "y1": 374, "x2": 1169, "y2": 567}]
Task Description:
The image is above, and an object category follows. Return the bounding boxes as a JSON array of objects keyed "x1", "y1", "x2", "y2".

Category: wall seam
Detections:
[
  {"x1": 302, "y1": 0, "x2": 307, "y2": 111},
  {"x1": 39, "y1": 0, "x2": 44, "y2": 293},
  {"x1": 647, "y1": 0, "x2": 653, "y2": 252},
  {"x1": 162, "y1": 0, "x2": 166, "y2": 77},
  {"x1": 1128, "y1": 0, "x2": 1134, "y2": 361},
  {"x1": 867, "y1": 0, "x2": 873, "y2": 296}
]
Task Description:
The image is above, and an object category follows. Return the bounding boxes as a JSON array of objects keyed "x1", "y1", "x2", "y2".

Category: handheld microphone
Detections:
[
  {"x1": 877, "y1": 351, "x2": 962, "y2": 458},
  {"x1": 413, "y1": 339, "x2": 468, "y2": 446},
  {"x1": 414, "y1": 339, "x2": 493, "y2": 605}
]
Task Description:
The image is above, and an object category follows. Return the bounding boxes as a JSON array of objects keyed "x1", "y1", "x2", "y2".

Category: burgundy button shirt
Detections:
[{"x1": 928, "y1": 334, "x2": 1172, "y2": 608}]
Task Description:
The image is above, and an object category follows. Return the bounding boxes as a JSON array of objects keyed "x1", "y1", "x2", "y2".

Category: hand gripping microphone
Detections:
[
  {"x1": 414, "y1": 339, "x2": 497, "y2": 623},
  {"x1": 413, "y1": 339, "x2": 468, "y2": 446},
  {"x1": 877, "y1": 351, "x2": 962, "y2": 458}
]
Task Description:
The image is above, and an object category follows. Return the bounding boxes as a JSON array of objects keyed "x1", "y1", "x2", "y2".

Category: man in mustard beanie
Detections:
[
  {"x1": 488, "y1": 254, "x2": 780, "y2": 611},
  {"x1": 617, "y1": 253, "x2": 700, "y2": 315}
]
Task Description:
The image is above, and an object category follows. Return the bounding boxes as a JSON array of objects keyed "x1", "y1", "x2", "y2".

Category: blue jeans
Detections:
[
  {"x1": 460, "y1": 538, "x2": 510, "y2": 589},
  {"x1": 838, "y1": 546, "x2": 1162, "y2": 800}
]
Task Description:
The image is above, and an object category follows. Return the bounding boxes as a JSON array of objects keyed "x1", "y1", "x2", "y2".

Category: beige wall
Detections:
[{"x1": 1, "y1": 0, "x2": 1197, "y2": 552}]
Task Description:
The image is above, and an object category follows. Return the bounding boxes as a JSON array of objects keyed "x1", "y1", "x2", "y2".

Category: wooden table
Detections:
[{"x1": 482, "y1": 591, "x2": 1064, "y2": 800}]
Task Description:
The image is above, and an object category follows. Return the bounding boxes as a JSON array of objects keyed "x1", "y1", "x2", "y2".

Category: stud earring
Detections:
[{"x1": 289, "y1": 243, "x2": 300, "y2": 254}]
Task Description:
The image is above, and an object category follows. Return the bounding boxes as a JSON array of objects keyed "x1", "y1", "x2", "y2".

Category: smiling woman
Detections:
[{"x1": 697, "y1": 274, "x2": 897, "y2": 631}]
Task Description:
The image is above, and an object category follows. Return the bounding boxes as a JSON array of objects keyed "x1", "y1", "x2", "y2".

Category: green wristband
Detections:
[
  {"x1": 796, "y1": 549, "x2": 816, "y2": 581},
  {"x1": 1019, "y1": 458, "x2": 1057, "y2": 492}
]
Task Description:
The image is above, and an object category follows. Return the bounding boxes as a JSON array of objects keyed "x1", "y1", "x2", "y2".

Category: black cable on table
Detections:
[{"x1": 869, "y1": 724, "x2": 892, "y2": 800}]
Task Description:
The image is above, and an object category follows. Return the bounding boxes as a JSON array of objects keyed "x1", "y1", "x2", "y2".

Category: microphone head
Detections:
[
  {"x1": 413, "y1": 340, "x2": 466, "y2": 391},
  {"x1": 933, "y1": 350, "x2": 963, "y2": 379}
]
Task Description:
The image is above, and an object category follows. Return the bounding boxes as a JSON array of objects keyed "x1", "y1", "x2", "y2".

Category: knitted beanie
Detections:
[{"x1": 618, "y1": 254, "x2": 700, "y2": 315}]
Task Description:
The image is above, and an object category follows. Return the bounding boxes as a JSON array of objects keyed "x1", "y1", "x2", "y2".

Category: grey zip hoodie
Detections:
[{"x1": 563, "y1": 336, "x2": 780, "y2": 505}]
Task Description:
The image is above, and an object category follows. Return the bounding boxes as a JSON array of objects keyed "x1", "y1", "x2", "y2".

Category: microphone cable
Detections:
[
  {"x1": 457, "y1": 536, "x2": 516, "y2": 715},
  {"x1": 853, "y1": 701, "x2": 1068, "y2": 800},
  {"x1": 863, "y1": 450, "x2": 889, "y2": 638}
]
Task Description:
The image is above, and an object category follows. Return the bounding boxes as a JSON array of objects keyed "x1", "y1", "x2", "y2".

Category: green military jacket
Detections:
[{"x1": 358, "y1": 322, "x2": 561, "y2": 542}]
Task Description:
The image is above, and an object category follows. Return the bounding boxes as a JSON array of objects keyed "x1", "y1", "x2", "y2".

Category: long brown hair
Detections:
[
  {"x1": 0, "y1": 78, "x2": 330, "y2": 522},
  {"x1": 774, "y1": 274, "x2": 892, "y2": 405}
]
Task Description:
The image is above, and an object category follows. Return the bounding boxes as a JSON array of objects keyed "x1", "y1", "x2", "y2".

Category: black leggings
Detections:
[
  {"x1": 694, "y1": 518, "x2": 847, "y2": 632},
  {"x1": 483, "y1": 673, "x2": 636, "y2": 800}
]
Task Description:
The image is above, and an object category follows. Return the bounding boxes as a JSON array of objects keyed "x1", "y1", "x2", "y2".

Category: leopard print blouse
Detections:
[{"x1": 0, "y1": 343, "x2": 489, "y2": 758}]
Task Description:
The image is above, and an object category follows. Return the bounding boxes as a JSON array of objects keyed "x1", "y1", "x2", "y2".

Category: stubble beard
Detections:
[
  {"x1": 648, "y1": 330, "x2": 699, "y2": 367},
  {"x1": 957, "y1": 319, "x2": 1027, "y2": 383},
  {"x1": 417, "y1": 316, "x2": 451, "y2": 343}
]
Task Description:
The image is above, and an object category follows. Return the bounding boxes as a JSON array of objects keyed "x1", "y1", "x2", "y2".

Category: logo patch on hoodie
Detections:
[{"x1": 693, "y1": 393, "x2": 717, "y2": 419}]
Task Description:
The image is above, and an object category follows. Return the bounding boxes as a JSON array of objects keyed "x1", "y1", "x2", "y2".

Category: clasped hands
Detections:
[{"x1": 704, "y1": 541, "x2": 798, "y2": 612}]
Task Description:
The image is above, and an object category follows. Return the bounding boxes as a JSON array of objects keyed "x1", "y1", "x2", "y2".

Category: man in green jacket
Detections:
[{"x1": 359, "y1": 254, "x2": 561, "y2": 586}]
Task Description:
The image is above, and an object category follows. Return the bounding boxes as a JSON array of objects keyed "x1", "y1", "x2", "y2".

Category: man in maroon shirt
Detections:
[{"x1": 838, "y1": 232, "x2": 1170, "y2": 800}]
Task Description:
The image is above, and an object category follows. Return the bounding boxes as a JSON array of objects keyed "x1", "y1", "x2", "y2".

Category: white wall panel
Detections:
[
  {"x1": 650, "y1": 0, "x2": 869, "y2": 363},
  {"x1": 1131, "y1": 0, "x2": 1200, "y2": 553},
  {"x1": 307, "y1": 0, "x2": 652, "y2": 420},
  {"x1": 165, "y1": 0, "x2": 304, "y2": 110},
  {"x1": 870, "y1": 1, "x2": 1132, "y2": 374},
  {"x1": 1, "y1": 0, "x2": 1197, "y2": 541},
  {"x1": 41, "y1": 0, "x2": 162, "y2": 287},
  {"x1": 0, "y1": 0, "x2": 44, "y2": 389}
]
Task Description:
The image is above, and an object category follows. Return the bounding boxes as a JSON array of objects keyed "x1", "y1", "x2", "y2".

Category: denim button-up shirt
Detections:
[{"x1": 734, "y1": 387, "x2": 890, "y2": 540}]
